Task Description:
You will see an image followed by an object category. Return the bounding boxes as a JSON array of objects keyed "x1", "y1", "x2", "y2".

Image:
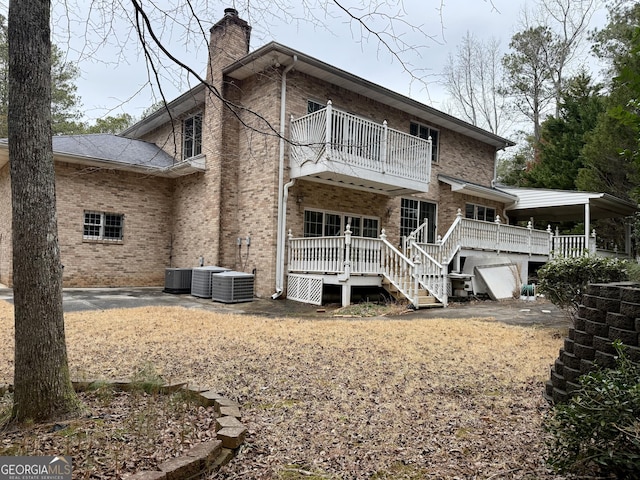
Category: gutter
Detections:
[{"x1": 273, "y1": 56, "x2": 298, "y2": 299}]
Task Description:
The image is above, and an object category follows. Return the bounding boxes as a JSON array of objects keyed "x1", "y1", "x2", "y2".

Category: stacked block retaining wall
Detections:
[{"x1": 546, "y1": 282, "x2": 640, "y2": 404}]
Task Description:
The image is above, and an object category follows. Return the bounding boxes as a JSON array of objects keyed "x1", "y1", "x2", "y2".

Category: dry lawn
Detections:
[{"x1": 0, "y1": 301, "x2": 565, "y2": 479}]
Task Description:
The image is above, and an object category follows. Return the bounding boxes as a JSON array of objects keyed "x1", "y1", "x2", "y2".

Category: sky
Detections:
[{"x1": 55, "y1": 0, "x2": 608, "y2": 131}]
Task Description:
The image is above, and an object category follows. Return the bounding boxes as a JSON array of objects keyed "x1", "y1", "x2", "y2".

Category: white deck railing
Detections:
[
  {"x1": 290, "y1": 101, "x2": 431, "y2": 184},
  {"x1": 286, "y1": 211, "x2": 626, "y2": 308},
  {"x1": 414, "y1": 210, "x2": 554, "y2": 260}
]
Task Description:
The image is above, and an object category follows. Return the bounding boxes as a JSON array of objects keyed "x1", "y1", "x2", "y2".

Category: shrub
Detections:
[
  {"x1": 544, "y1": 342, "x2": 640, "y2": 477},
  {"x1": 537, "y1": 256, "x2": 628, "y2": 314}
]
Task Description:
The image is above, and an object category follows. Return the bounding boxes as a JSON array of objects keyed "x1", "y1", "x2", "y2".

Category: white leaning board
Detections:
[{"x1": 474, "y1": 264, "x2": 521, "y2": 300}]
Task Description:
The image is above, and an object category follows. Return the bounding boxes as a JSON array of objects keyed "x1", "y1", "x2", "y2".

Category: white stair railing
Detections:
[
  {"x1": 379, "y1": 230, "x2": 418, "y2": 308},
  {"x1": 407, "y1": 237, "x2": 448, "y2": 306}
]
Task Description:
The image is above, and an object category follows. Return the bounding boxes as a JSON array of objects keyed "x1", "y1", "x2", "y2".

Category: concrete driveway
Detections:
[{"x1": 0, "y1": 286, "x2": 570, "y2": 329}]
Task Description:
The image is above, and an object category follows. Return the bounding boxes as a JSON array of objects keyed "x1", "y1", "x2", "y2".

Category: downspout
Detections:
[{"x1": 273, "y1": 55, "x2": 298, "y2": 299}]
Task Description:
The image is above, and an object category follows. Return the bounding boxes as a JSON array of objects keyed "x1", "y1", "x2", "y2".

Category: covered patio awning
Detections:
[
  {"x1": 497, "y1": 186, "x2": 638, "y2": 253},
  {"x1": 496, "y1": 186, "x2": 638, "y2": 222}
]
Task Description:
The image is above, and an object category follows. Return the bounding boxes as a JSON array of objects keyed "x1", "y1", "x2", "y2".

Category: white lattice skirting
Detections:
[{"x1": 287, "y1": 274, "x2": 324, "y2": 305}]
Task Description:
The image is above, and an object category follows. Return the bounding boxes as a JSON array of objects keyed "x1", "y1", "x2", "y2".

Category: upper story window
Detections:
[
  {"x1": 465, "y1": 203, "x2": 496, "y2": 222},
  {"x1": 307, "y1": 100, "x2": 326, "y2": 114},
  {"x1": 83, "y1": 211, "x2": 124, "y2": 242},
  {"x1": 183, "y1": 113, "x2": 202, "y2": 160},
  {"x1": 410, "y1": 122, "x2": 439, "y2": 163}
]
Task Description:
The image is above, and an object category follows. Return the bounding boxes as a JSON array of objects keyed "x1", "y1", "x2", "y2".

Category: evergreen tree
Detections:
[
  {"x1": 576, "y1": 2, "x2": 640, "y2": 200},
  {"x1": 527, "y1": 72, "x2": 605, "y2": 190}
]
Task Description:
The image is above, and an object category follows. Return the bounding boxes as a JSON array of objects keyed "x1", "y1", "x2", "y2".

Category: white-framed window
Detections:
[
  {"x1": 303, "y1": 209, "x2": 379, "y2": 238},
  {"x1": 83, "y1": 211, "x2": 124, "y2": 241},
  {"x1": 465, "y1": 203, "x2": 496, "y2": 222},
  {"x1": 410, "y1": 121, "x2": 439, "y2": 163},
  {"x1": 400, "y1": 198, "x2": 437, "y2": 243},
  {"x1": 183, "y1": 113, "x2": 202, "y2": 159}
]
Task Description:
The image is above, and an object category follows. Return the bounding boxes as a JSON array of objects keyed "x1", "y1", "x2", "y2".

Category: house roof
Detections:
[
  {"x1": 225, "y1": 42, "x2": 515, "y2": 150},
  {"x1": 123, "y1": 42, "x2": 515, "y2": 150},
  {"x1": 438, "y1": 174, "x2": 517, "y2": 204},
  {"x1": 0, "y1": 134, "x2": 205, "y2": 177},
  {"x1": 496, "y1": 186, "x2": 639, "y2": 221}
]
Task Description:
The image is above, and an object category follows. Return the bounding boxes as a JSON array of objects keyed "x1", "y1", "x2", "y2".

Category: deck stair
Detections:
[{"x1": 381, "y1": 276, "x2": 442, "y2": 308}]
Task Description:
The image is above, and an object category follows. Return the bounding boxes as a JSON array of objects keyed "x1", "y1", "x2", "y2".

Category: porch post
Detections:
[
  {"x1": 584, "y1": 202, "x2": 591, "y2": 254},
  {"x1": 342, "y1": 224, "x2": 352, "y2": 307},
  {"x1": 325, "y1": 100, "x2": 333, "y2": 155}
]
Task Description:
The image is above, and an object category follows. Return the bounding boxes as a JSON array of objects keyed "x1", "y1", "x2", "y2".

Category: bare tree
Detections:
[
  {"x1": 502, "y1": 25, "x2": 559, "y2": 143},
  {"x1": 520, "y1": 0, "x2": 601, "y2": 117},
  {"x1": 9, "y1": 0, "x2": 80, "y2": 422},
  {"x1": 441, "y1": 32, "x2": 510, "y2": 135}
]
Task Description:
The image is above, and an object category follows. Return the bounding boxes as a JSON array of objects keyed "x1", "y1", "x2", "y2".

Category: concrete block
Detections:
[
  {"x1": 158, "y1": 455, "x2": 202, "y2": 480},
  {"x1": 217, "y1": 426, "x2": 247, "y2": 449},
  {"x1": 186, "y1": 440, "x2": 223, "y2": 470},
  {"x1": 198, "y1": 390, "x2": 226, "y2": 407},
  {"x1": 216, "y1": 416, "x2": 245, "y2": 432},
  {"x1": 219, "y1": 405, "x2": 242, "y2": 419}
]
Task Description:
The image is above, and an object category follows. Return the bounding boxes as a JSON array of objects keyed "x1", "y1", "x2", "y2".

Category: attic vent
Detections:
[
  {"x1": 191, "y1": 266, "x2": 230, "y2": 298},
  {"x1": 164, "y1": 268, "x2": 193, "y2": 294},
  {"x1": 211, "y1": 271, "x2": 254, "y2": 303}
]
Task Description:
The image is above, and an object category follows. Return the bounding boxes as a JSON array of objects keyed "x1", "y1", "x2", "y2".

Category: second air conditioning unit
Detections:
[{"x1": 191, "y1": 266, "x2": 230, "y2": 298}]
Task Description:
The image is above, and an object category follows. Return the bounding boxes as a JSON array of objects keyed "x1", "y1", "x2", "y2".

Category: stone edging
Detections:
[{"x1": 0, "y1": 380, "x2": 247, "y2": 479}]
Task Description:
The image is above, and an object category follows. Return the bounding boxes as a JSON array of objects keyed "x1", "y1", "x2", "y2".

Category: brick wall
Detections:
[
  {"x1": 546, "y1": 282, "x2": 640, "y2": 404},
  {"x1": 55, "y1": 162, "x2": 173, "y2": 287}
]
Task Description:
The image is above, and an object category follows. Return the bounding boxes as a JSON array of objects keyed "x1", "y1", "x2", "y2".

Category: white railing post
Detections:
[
  {"x1": 381, "y1": 120, "x2": 388, "y2": 171},
  {"x1": 413, "y1": 255, "x2": 421, "y2": 308},
  {"x1": 325, "y1": 100, "x2": 333, "y2": 156},
  {"x1": 590, "y1": 229, "x2": 597, "y2": 255},
  {"x1": 546, "y1": 225, "x2": 553, "y2": 258},
  {"x1": 495, "y1": 215, "x2": 501, "y2": 254},
  {"x1": 287, "y1": 229, "x2": 293, "y2": 270},
  {"x1": 344, "y1": 223, "x2": 352, "y2": 275}
]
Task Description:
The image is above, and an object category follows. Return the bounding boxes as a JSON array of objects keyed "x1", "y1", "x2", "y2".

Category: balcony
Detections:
[{"x1": 289, "y1": 101, "x2": 432, "y2": 195}]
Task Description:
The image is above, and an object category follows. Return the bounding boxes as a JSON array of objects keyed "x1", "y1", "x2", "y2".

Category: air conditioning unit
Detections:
[
  {"x1": 191, "y1": 266, "x2": 230, "y2": 298},
  {"x1": 211, "y1": 271, "x2": 254, "y2": 303},
  {"x1": 163, "y1": 268, "x2": 193, "y2": 294}
]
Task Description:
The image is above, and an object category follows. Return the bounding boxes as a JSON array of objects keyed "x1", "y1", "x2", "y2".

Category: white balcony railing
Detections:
[{"x1": 289, "y1": 101, "x2": 431, "y2": 192}]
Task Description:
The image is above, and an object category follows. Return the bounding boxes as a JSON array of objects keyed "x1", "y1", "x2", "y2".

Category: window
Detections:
[
  {"x1": 307, "y1": 100, "x2": 326, "y2": 114},
  {"x1": 183, "y1": 113, "x2": 202, "y2": 159},
  {"x1": 303, "y1": 210, "x2": 379, "y2": 238},
  {"x1": 83, "y1": 211, "x2": 124, "y2": 241},
  {"x1": 400, "y1": 198, "x2": 437, "y2": 243},
  {"x1": 465, "y1": 203, "x2": 496, "y2": 222},
  {"x1": 410, "y1": 122, "x2": 439, "y2": 163}
]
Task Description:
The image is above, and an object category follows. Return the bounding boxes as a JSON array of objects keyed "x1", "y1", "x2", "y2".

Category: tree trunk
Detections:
[{"x1": 8, "y1": 0, "x2": 80, "y2": 422}]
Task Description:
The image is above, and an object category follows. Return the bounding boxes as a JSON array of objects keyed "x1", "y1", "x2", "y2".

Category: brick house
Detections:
[{"x1": 0, "y1": 9, "x2": 635, "y2": 307}]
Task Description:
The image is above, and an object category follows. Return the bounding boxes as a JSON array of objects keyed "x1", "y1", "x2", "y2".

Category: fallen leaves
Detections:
[{"x1": 0, "y1": 301, "x2": 566, "y2": 479}]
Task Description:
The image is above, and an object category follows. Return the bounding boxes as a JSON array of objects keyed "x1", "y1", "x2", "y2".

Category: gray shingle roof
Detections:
[{"x1": 52, "y1": 134, "x2": 175, "y2": 169}]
